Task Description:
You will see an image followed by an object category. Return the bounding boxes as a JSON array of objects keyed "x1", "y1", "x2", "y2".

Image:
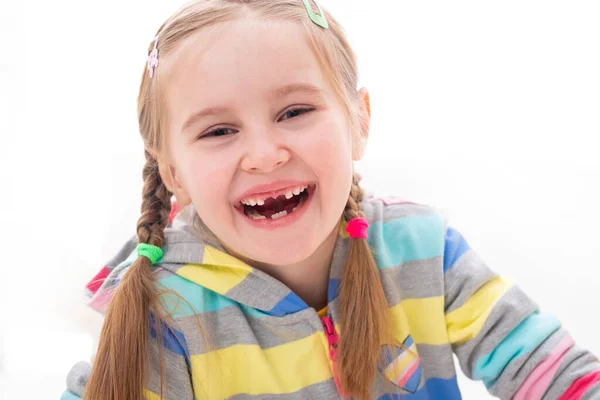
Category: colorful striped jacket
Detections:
[{"x1": 62, "y1": 197, "x2": 600, "y2": 399}]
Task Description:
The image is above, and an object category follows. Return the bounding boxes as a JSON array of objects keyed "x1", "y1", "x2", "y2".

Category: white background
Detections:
[{"x1": 1, "y1": 0, "x2": 599, "y2": 398}]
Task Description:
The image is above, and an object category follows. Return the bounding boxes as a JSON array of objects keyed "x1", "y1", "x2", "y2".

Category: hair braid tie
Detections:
[
  {"x1": 346, "y1": 217, "x2": 369, "y2": 239},
  {"x1": 136, "y1": 243, "x2": 164, "y2": 265}
]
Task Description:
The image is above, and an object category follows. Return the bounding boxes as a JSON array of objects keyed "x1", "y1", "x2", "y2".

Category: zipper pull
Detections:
[{"x1": 321, "y1": 316, "x2": 350, "y2": 398}]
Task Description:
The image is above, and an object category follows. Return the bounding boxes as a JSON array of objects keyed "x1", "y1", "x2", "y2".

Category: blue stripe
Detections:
[
  {"x1": 403, "y1": 364, "x2": 423, "y2": 393},
  {"x1": 381, "y1": 335, "x2": 415, "y2": 366},
  {"x1": 328, "y1": 279, "x2": 341, "y2": 302},
  {"x1": 473, "y1": 312, "x2": 561, "y2": 387},
  {"x1": 268, "y1": 291, "x2": 308, "y2": 316},
  {"x1": 378, "y1": 376, "x2": 462, "y2": 399},
  {"x1": 368, "y1": 215, "x2": 445, "y2": 270},
  {"x1": 443, "y1": 227, "x2": 470, "y2": 273},
  {"x1": 149, "y1": 312, "x2": 190, "y2": 358}
]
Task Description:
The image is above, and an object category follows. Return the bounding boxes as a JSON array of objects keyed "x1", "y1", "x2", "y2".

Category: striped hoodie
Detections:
[{"x1": 62, "y1": 196, "x2": 600, "y2": 399}]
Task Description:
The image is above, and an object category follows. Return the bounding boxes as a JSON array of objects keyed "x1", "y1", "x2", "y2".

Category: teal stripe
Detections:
[
  {"x1": 116, "y1": 249, "x2": 140, "y2": 269},
  {"x1": 61, "y1": 391, "x2": 81, "y2": 400},
  {"x1": 473, "y1": 312, "x2": 561, "y2": 387},
  {"x1": 157, "y1": 275, "x2": 266, "y2": 319},
  {"x1": 368, "y1": 215, "x2": 445, "y2": 269}
]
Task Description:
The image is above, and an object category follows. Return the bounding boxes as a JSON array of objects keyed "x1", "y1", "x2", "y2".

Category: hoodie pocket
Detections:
[{"x1": 380, "y1": 335, "x2": 422, "y2": 393}]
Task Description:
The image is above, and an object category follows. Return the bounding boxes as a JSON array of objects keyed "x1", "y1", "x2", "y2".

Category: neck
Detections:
[{"x1": 233, "y1": 223, "x2": 340, "y2": 311}]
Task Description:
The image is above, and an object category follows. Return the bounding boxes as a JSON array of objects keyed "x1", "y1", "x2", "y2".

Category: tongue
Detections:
[{"x1": 254, "y1": 194, "x2": 300, "y2": 218}]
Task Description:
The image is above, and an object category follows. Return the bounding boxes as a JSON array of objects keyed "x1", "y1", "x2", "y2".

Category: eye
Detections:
[
  {"x1": 198, "y1": 127, "x2": 237, "y2": 140},
  {"x1": 278, "y1": 107, "x2": 314, "y2": 122}
]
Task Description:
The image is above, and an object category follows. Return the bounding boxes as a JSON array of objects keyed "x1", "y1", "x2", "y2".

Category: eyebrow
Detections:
[{"x1": 180, "y1": 82, "x2": 326, "y2": 134}]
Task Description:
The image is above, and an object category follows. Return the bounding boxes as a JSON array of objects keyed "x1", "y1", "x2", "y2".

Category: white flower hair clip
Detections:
[{"x1": 147, "y1": 36, "x2": 159, "y2": 78}]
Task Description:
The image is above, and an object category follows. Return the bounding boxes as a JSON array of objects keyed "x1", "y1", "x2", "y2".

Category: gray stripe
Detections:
[
  {"x1": 146, "y1": 333, "x2": 194, "y2": 400},
  {"x1": 369, "y1": 368, "x2": 422, "y2": 398},
  {"x1": 328, "y1": 234, "x2": 350, "y2": 281},
  {"x1": 488, "y1": 328, "x2": 568, "y2": 399},
  {"x1": 453, "y1": 285, "x2": 539, "y2": 379},
  {"x1": 581, "y1": 382, "x2": 600, "y2": 400},
  {"x1": 161, "y1": 229, "x2": 206, "y2": 266},
  {"x1": 66, "y1": 361, "x2": 91, "y2": 396},
  {"x1": 105, "y1": 236, "x2": 137, "y2": 269},
  {"x1": 225, "y1": 269, "x2": 292, "y2": 312},
  {"x1": 363, "y1": 199, "x2": 440, "y2": 225},
  {"x1": 173, "y1": 307, "x2": 321, "y2": 356},
  {"x1": 543, "y1": 346, "x2": 600, "y2": 400},
  {"x1": 228, "y1": 380, "x2": 341, "y2": 400},
  {"x1": 416, "y1": 343, "x2": 457, "y2": 381},
  {"x1": 380, "y1": 256, "x2": 444, "y2": 306},
  {"x1": 444, "y1": 249, "x2": 497, "y2": 313}
]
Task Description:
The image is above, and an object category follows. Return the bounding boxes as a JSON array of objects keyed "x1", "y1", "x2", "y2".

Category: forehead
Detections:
[{"x1": 165, "y1": 19, "x2": 327, "y2": 121}]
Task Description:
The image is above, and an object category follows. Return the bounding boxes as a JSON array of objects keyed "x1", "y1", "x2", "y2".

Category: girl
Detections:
[{"x1": 62, "y1": 0, "x2": 599, "y2": 399}]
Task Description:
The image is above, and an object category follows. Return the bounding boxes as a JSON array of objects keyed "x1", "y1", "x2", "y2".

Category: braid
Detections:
[
  {"x1": 138, "y1": 150, "x2": 172, "y2": 246},
  {"x1": 338, "y1": 172, "x2": 392, "y2": 400},
  {"x1": 343, "y1": 173, "x2": 364, "y2": 221},
  {"x1": 83, "y1": 151, "x2": 172, "y2": 400}
]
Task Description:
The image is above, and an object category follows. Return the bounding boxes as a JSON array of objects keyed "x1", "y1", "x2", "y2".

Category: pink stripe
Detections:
[
  {"x1": 87, "y1": 287, "x2": 113, "y2": 313},
  {"x1": 399, "y1": 361, "x2": 420, "y2": 387},
  {"x1": 513, "y1": 335, "x2": 575, "y2": 400},
  {"x1": 558, "y1": 370, "x2": 600, "y2": 400},
  {"x1": 85, "y1": 266, "x2": 110, "y2": 295},
  {"x1": 391, "y1": 356, "x2": 417, "y2": 384}
]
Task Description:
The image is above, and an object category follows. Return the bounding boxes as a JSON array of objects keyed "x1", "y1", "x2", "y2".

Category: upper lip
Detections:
[{"x1": 234, "y1": 180, "x2": 314, "y2": 205}]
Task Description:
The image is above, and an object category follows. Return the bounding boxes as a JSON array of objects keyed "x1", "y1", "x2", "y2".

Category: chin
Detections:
[{"x1": 245, "y1": 241, "x2": 316, "y2": 267}]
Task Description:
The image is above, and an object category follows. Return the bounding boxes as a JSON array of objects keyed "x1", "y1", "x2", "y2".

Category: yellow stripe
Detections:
[
  {"x1": 446, "y1": 277, "x2": 513, "y2": 345},
  {"x1": 202, "y1": 246, "x2": 253, "y2": 271},
  {"x1": 392, "y1": 357, "x2": 419, "y2": 384},
  {"x1": 190, "y1": 333, "x2": 333, "y2": 398},
  {"x1": 384, "y1": 345, "x2": 416, "y2": 380},
  {"x1": 388, "y1": 303, "x2": 411, "y2": 342},
  {"x1": 339, "y1": 219, "x2": 349, "y2": 238},
  {"x1": 144, "y1": 389, "x2": 162, "y2": 400},
  {"x1": 176, "y1": 246, "x2": 251, "y2": 295},
  {"x1": 390, "y1": 296, "x2": 448, "y2": 345}
]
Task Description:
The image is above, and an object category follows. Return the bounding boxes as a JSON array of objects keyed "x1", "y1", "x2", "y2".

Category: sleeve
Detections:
[
  {"x1": 443, "y1": 226, "x2": 600, "y2": 399},
  {"x1": 60, "y1": 317, "x2": 195, "y2": 400}
]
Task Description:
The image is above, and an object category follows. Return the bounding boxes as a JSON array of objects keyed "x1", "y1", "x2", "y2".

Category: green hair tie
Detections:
[{"x1": 136, "y1": 243, "x2": 164, "y2": 265}]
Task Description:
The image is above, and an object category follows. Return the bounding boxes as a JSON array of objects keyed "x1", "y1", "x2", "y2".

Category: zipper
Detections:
[{"x1": 321, "y1": 316, "x2": 350, "y2": 398}]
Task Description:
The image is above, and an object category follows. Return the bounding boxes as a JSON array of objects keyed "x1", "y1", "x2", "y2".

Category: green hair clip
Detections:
[
  {"x1": 301, "y1": 0, "x2": 329, "y2": 29},
  {"x1": 136, "y1": 243, "x2": 164, "y2": 265}
]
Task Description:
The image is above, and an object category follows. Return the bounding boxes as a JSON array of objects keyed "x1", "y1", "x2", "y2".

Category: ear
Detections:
[
  {"x1": 352, "y1": 87, "x2": 371, "y2": 161},
  {"x1": 150, "y1": 150, "x2": 192, "y2": 208}
]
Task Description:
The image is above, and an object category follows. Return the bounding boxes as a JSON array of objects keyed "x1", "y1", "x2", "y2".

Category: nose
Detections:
[{"x1": 240, "y1": 127, "x2": 291, "y2": 173}]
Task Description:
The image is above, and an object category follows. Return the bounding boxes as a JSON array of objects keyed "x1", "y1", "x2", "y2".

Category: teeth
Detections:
[
  {"x1": 271, "y1": 210, "x2": 288, "y2": 220},
  {"x1": 241, "y1": 184, "x2": 310, "y2": 205},
  {"x1": 247, "y1": 209, "x2": 266, "y2": 220}
]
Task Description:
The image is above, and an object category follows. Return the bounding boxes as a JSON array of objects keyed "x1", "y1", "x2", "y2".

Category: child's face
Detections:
[{"x1": 161, "y1": 19, "x2": 369, "y2": 266}]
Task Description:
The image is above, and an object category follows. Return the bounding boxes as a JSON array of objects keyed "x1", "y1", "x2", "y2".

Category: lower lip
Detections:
[{"x1": 235, "y1": 185, "x2": 316, "y2": 230}]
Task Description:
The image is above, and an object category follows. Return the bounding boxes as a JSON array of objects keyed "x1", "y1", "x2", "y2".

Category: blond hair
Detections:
[{"x1": 84, "y1": 1, "x2": 390, "y2": 399}]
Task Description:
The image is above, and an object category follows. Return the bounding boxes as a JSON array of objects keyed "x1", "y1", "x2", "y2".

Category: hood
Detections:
[{"x1": 84, "y1": 199, "x2": 351, "y2": 318}]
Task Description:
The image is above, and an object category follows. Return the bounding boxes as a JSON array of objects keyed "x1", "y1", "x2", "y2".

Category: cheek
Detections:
[
  {"x1": 300, "y1": 119, "x2": 353, "y2": 174},
  {"x1": 177, "y1": 147, "x2": 233, "y2": 208}
]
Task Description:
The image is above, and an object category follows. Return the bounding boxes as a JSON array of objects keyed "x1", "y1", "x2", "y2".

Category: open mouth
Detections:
[{"x1": 237, "y1": 184, "x2": 315, "y2": 221}]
